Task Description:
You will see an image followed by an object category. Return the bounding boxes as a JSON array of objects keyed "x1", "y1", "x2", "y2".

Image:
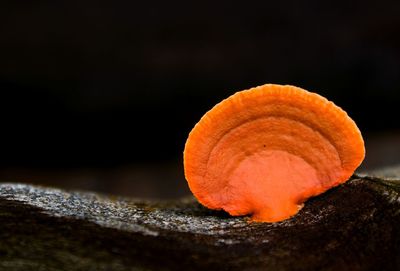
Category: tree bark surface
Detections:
[{"x1": 0, "y1": 168, "x2": 399, "y2": 270}]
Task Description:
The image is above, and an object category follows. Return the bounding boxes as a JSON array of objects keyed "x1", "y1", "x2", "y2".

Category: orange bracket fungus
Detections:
[{"x1": 184, "y1": 84, "x2": 365, "y2": 223}]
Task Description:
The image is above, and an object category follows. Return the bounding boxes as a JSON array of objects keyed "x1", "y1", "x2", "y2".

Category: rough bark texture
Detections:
[{"x1": 0, "y1": 169, "x2": 399, "y2": 270}]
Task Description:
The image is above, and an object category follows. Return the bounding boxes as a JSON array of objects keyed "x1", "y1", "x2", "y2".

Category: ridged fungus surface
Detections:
[{"x1": 184, "y1": 84, "x2": 365, "y2": 222}]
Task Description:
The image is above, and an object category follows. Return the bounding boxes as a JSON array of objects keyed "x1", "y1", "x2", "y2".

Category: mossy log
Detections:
[{"x1": 0, "y1": 169, "x2": 399, "y2": 270}]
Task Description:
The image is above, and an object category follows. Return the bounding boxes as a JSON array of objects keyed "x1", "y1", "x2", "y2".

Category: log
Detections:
[{"x1": 0, "y1": 168, "x2": 399, "y2": 270}]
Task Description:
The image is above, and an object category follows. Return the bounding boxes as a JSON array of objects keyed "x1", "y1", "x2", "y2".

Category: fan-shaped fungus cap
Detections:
[{"x1": 184, "y1": 84, "x2": 365, "y2": 223}]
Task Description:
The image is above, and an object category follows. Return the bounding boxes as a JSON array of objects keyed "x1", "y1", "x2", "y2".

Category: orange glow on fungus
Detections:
[{"x1": 184, "y1": 84, "x2": 365, "y2": 222}]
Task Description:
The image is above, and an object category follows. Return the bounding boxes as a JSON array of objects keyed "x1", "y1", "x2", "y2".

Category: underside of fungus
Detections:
[{"x1": 184, "y1": 84, "x2": 365, "y2": 222}]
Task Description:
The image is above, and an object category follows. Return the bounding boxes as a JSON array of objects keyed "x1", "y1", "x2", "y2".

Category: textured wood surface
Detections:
[{"x1": 0, "y1": 168, "x2": 399, "y2": 270}]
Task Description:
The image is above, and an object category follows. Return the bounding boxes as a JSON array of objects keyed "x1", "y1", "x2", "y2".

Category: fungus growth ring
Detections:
[{"x1": 184, "y1": 84, "x2": 365, "y2": 222}]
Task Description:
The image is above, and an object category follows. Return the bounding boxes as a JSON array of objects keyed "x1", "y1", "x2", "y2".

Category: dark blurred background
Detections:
[{"x1": 0, "y1": 1, "x2": 399, "y2": 198}]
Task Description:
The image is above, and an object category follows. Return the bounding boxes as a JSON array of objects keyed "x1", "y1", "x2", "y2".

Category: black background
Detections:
[{"x1": 0, "y1": 1, "x2": 399, "y2": 197}]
